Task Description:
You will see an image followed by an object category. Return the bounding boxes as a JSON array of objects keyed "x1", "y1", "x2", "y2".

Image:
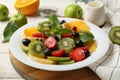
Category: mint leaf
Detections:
[
  {"x1": 48, "y1": 14, "x2": 63, "y2": 35},
  {"x1": 79, "y1": 31, "x2": 94, "y2": 43},
  {"x1": 53, "y1": 28, "x2": 72, "y2": 35},
  {"x1": 48, "y1": 14, "x2": 59, "y2": 24}
]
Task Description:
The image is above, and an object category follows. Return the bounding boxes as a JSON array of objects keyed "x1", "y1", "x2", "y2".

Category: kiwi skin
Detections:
[{"x1": 109, "y1": 26, "x2": 120, "y2": 45}]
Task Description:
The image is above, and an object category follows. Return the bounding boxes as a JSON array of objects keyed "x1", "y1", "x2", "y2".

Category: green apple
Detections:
[
  {"x1": 10, "y1": 13, "x2": 27, "y2": 27},
  {"x1": 64, "y1": 4, "x2": 83, "y2": 19},
  {"x1": 0, "y1": 4, "x2": 9, "y2": 21}
]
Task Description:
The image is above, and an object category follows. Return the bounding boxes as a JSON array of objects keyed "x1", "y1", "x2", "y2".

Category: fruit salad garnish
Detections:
[{"x1": 21, "y1": 14, "x2": 97, "y2": 65}]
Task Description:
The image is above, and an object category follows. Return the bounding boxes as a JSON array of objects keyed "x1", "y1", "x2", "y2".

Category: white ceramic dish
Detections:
[{"x1": 9, "y1": 18, "x2": 109, "y2": 71}]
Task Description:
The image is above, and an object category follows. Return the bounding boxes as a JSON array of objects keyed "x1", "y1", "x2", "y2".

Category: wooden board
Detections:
[{"x1": 10, "y1": 52, "x2": 101, "y2": 80}]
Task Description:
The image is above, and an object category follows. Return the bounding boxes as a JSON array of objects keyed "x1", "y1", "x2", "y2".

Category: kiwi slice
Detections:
[
  {"x1": 38, "y1": 21, "x2": 50, "y2": 31},
  {"x1": 47, "y1": 56, "x2": 71, "y2": 62},
  {"x1": 21, "y1": 45, "x2": 29, "y2": 53},
  {"x1": 28, "y1": 40, "x2": 47, "y2": 58},
  {"x1": 109, "y1": 26, "x2": 120, "y2": 44},
  {"x1": 28, "y1": 53, "x2": 57, "y2": 64},
  {"x1": 58, "y1": 38, "x2": 75, "y2": 54},
  {"x1": 58, "y1": 60, "x2": 75, "y2": 65}
]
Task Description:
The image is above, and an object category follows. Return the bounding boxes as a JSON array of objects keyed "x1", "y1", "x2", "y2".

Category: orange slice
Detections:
[
  {"x1": 24, "y1": 27, "x2": 39, "y2": 37},
  {"x1": 14, "y1": 0, "x2": 39, "y2": 16},
  {"x1": 63, "y1": 20, "x2": 90, "y2": 32},
  {"x1": 85, "y1": 40, "x2": 97, "y2": 54}
]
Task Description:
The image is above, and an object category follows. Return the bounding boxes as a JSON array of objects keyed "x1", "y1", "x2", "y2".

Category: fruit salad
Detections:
[{"x1": 21, "y1": 14, "x2": 97, "y2": 65}]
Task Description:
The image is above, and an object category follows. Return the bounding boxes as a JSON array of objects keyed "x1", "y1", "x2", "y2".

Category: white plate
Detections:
[{"x1": 9, "y1": 18, "x2": 110, "y2": 71}]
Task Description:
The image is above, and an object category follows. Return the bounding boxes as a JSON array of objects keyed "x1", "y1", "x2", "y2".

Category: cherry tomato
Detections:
[
  {"x1": 44, "y1": 37, "x2": 57, "y2": 48},
  {"x1": 51, "y1": 49, "x2": 65, "y2": 57},
  {"x1": 70, "y1": 48, "x2": 85, "y2": 62}
]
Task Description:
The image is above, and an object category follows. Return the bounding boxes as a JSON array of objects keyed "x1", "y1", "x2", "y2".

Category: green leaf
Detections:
[
  {"x1": 2, "y1": 21, "x2": 19, "y2": 43},
  {"x1": 48, "y1": 14, "x2": 63, "y2": 35},
  {"x1": 53, "y1": 28, "x2": 72, "y2": 35},
  {"x1": 39, "y1": 30, "x2": 53, "y2": 37},
  {"x1": 79, "y1": 31, "x2": 94, "y2": 43},
  {"x1": 48, "y1": 14, "x2": 59, "y2": 24}
]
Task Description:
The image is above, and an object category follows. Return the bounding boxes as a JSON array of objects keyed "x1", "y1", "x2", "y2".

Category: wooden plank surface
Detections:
[{"x1": 10, "y1": 52, "x2": 101, "y2": 80}]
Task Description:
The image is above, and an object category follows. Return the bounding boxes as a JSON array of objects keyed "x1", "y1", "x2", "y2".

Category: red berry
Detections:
[
  {"x1": 44, "y1": 37, "x2": 57, "y2": 48},
  {"x1": 51, "y1": 49, "x2": 65, "y2": 57},
  {"x1": 72, "y1": 26, "x2": 77, "y2": 31},
  {"x1": 61, "y1": 33, "x2": 72, "y2": 38},
  {"x1": 32, "y1": 32, "x2": 47, "y2": 39},
  {"x1": 70, "y1": 48, "x2": 85, "y2": 62}
]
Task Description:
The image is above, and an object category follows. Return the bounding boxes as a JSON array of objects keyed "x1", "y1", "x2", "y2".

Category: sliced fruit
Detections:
[
  {"x1": 109, "y1": 26, "x2": 120, "y2": 44},
  {"x1": 21, "y1": 45, "x2": 29, "y2": 53},
  {"x1": 47, "y1": 56, "x2": 71, "y2": 62},
  {"x1": 28, "y1": 52, "x2": 56, "y2": 64},
  {"x1": 84, "y1": 40, "x2": 97, "y2": 53},
  {"x1": 24, "y1": 27, "x2": 39, "y2": 37},
  {"x1": 28, "y1": 40, "x2": 46, "y2": 58},
  {"x1": 32, "y1": 32, "x2": 47, "y2": 39},
  {"x1": 58, "y1": 38, "x2": 75, "y2": 54},
  {"x1": 14, "y1": 0, "x2": 39, "y2": 16},
  {"x1": 51, "y1": 49, "x2": 65, "y2": 57},
  {"x1": 63, "y1": 20, "x2": 90, "y2": 32},
  {"x1": 44, "y1": 37, "x2": 57, "y2": 48},
  {"x1": 58, "y1": 60, "x2": 75, "y2": 65},
  {"x1": 79, "y1": 46, "x2": 88, "y2": 50},
  {"x1": 79, "y1": 31, "x2": 94, "y2": 43},
  {"x1": 38, "y1": 21, "x2": 51, "y2": 31},
  {"x1": 70, "y1": 48, "x2": 85, "y2": 61}
]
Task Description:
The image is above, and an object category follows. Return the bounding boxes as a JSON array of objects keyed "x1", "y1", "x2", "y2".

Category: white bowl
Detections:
[{"x1": 9, "y1": 18, "x2": 109, "y2": 71}]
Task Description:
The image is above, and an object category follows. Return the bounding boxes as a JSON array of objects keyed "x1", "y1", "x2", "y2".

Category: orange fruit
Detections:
[
  {"x1": 14, "y1": 0, "x2": 39, "y2": 16},
  {"x1": 24, "y1": 27, "x2": 39, "y2": 37},
  {"x1": 63, "y1": 20, "x2": 90, "y2": 32},
  {"x1": 85, "y1": 40, "x2": 97, "y2": 54}
]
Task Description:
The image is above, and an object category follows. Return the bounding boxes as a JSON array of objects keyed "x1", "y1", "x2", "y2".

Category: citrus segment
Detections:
[
  {"x1": 63, "y1": 20, "x2": 90, "y2": 32},
  {"x1": 85, "y1": 40, "x2": 97, "y2": 54},
  {"x1": 24, "y1": 27, "x2": 39, "y2": 37}
]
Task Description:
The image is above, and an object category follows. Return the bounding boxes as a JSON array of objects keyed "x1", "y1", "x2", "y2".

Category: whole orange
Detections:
[{"x1": 14, "y1": 0, "x2": 39, "y2": 16}]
